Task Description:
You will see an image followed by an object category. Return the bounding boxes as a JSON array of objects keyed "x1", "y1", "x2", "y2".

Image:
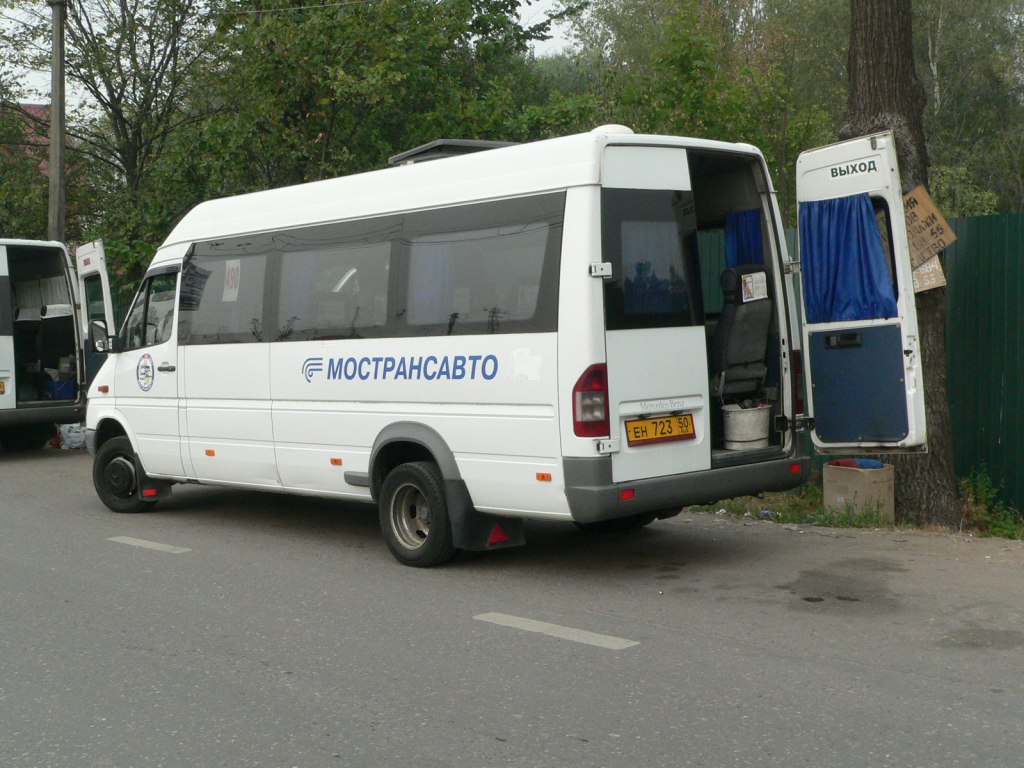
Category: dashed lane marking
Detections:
[
  {"x1": 107, "y1": 536, "x2": 192, "y2": 554},
  {"x1": 474, "y1": 612, "x2": 639, "y2": 650}
]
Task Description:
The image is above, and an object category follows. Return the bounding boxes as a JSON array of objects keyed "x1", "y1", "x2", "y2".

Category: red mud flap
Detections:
[
  {"x1": 132, "y1": 452, "x2": 174, "y2": 502},
  {"x1": 139, "y1": 478, "x2": 174, "y2": 502},
  {"x1": 445, "y1": 479, "x2": 526, "y2": 552}
]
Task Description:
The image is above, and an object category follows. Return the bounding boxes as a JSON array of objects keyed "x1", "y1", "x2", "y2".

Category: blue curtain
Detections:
[
  {"x1": 799, "y1": 193, "x2": 898, "y2": 324},
  {"x1": 725, "y1": 209, "x2": 763, "y2": 268}
]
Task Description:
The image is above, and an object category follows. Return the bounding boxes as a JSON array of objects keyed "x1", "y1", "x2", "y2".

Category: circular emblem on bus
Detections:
[{"x1": 137, "y1": 354, "x2": 155, "y2": 392}]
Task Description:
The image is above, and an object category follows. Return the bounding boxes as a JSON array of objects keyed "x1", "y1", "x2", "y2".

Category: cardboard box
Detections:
[{"x1": 823, "y1": 462, "x2": 894, "y2": 522}]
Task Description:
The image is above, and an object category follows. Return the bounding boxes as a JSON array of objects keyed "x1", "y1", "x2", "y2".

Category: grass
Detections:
[
  {"x1": 689, "y1": 466, "x2": 1024, "y2": 540},
  {"x1": 959, "y1": 468, "x2": 1024, "y2": 540},
  {"x1": 688, "y1": 472, "x2": 894, "y2": 529}
]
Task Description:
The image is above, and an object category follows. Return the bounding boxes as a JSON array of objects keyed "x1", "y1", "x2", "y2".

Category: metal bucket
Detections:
[{"x1": 722, "y1": 403, "x2": 770, "y2": 450}]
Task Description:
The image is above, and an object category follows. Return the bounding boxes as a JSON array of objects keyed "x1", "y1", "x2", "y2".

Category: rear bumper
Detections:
[
  {"x1": 0, "y1": 400, "x2": 84, "y2": 428},
  {"x1": 564, "y1": 444, "x2": 812, "y2": 523}
]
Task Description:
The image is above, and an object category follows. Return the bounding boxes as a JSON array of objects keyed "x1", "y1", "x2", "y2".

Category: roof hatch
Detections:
[{"x1": 388, "y1": 139, "x2": 518, "y2": 167}]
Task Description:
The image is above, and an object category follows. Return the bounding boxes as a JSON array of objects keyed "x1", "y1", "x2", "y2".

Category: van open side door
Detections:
[
  {"x1": 75, "y1": 240, "x2": 115, "y2": 386},
  {"x1": 795, "y1": 132, "x2": 927, "y2": 453}
]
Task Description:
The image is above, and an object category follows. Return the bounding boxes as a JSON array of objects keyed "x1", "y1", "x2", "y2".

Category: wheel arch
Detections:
[
  {"x1": 92, "y1": 414, "x2": 136, "y2": 453},
  {"x1": 368, "y1": 422, "x2": 526, "y2": 555},
  {"x1": 90, "y1": 417, "x2": 173, "y2": 507},
  {"x1": 368, "y1": 422, "x2": 461, "y2": 501}
]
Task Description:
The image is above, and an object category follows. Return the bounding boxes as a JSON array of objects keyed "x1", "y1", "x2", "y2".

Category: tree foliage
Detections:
[
  {"x1": 915, "y1": 0, "x2": 1024, "y2": 211},
  {"x1": 0, "y1": 93, "x2": 48, "y2": 238},
  {"x1": 3, "y1": 0, "x2": 224, "y2": 280}
]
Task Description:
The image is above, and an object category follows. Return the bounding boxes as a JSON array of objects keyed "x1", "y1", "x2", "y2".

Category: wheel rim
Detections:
[
  {"x1": 388, "y1": 481, "x2": 431, "y2": 551},
  {"x1": 104, "y1": 455, "x2": 137, "y2": 498}
]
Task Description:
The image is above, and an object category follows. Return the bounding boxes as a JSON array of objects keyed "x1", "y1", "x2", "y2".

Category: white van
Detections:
[
  {"x1": 85, "y1": 127, "x2": 925, "y2": 566},
  {"x1": 0, "y1": 239, "x2": 113, "y2": 449}
]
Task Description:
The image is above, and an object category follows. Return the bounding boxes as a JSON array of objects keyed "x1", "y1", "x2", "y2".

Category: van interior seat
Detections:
[
  {"x1": 38, "y1": 314, "x2": 77, "y2": 371},
  {"x1": 40, "y1": 303, "x2": 73, "y2": 318},
  {"x1": 710, "y1": 264, "x2": 772, "y2": 400},
  {"x1": 13, "y1": 312, "x2": 41, "y2": 366}
]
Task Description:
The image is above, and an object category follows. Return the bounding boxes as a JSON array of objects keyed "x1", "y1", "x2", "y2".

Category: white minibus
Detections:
[
  {"x1": 0, "y1": 239, "x2": 113, "y2": 449},
  {"x1": 85, "y1": 127, "x2": 926, "y2": 566}
]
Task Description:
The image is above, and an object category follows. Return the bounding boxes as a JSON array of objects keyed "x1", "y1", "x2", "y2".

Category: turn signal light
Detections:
[
  {"x1": 205, "y1": 449, "x2": 216, "y2": 457},
  {"x1": 572, "y1": 363, "x2": 609, "y2": 438},
  {"x1": 330, "y1": 458, "x2": 343, "y2": 466},
  {"x1": 98, "y1": 385, "x2": 109, "y2": 393}
]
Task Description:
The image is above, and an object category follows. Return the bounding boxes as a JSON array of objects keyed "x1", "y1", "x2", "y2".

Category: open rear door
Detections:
[
  {"x1": 75, "y1": 240, "x2": 115, "y2": 386},
  {"x1": 796, "y1": 132, "x2": 926, "y2": 453}
]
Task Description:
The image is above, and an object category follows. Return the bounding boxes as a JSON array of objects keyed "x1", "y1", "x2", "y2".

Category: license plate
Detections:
[{"x1": 625, "y1": 414, "x2": 696, "y2": 446}]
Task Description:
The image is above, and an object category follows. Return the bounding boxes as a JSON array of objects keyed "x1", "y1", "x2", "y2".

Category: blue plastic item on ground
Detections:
[{"x1": 856, "y1": 458, "x2": 885, "y2": 469}]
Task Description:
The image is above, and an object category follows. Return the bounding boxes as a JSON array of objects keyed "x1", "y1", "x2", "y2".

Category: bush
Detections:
[{"x1": 959, "y1": 468, "x2": 1024, "y2": 539}]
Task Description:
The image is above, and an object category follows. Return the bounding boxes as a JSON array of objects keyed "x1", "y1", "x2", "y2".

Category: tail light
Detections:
[
  {"x1": 792, "y1": 349, "x2": 805, "y2": 415},
  {"x1": 573, "y1": 364, "x2": 609, "y2": 437}
]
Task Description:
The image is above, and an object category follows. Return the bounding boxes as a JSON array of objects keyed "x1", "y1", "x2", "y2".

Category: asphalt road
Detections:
[{"x1": 2, "y1": 449, "x2": 1022, "y2": 768}]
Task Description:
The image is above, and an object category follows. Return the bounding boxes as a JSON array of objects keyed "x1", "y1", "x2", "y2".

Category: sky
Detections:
[{"x1": 520, "y1": 0, "x2": 572, "y2": 56}]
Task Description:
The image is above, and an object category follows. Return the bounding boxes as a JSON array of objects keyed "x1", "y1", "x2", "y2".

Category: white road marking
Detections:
[
  {"x1": 107, "y1": 536, "x2": 191, "y2": 554},
  {"x1": 474, "y1": 612, "x2": 638, "y2": 650}
]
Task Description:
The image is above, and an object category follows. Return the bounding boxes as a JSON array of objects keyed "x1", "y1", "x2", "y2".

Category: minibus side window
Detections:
[
  {"x1": 179, "y1": 247, "x2": 269, "y2": 344},
  {"x1": 121, "y1": 272, "x2": 178, "y2": 351},
  {"x1": 183, "y1": 192, "x2": 563, "y2": 342},
  {"x1": 872, "y1": 196, "x2": 900, "y2": 294},
  {"x1": 276, "y1": 241, "x2": 391, "y2": 341},
  {"x1": 82, "y1": 275, "x2": 107, "y2": 324},
  {"x1": 401, "y1": 193, "x2": 563, "y2": 336}
]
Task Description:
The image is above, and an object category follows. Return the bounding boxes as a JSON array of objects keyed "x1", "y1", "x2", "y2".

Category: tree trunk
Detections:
[{"x1": 841, "y1": 0, "x2": 963, "y2": 526}]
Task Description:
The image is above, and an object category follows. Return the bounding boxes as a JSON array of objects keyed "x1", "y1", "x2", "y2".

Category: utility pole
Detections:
[{"x1": 47, "y1": 0, "x2": 66, "y2": 243}]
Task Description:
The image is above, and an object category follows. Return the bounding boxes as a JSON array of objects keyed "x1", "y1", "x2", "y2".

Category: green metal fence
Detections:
[{"x1": 945, "y1": 215, "x2": 1024, "y2": 511}]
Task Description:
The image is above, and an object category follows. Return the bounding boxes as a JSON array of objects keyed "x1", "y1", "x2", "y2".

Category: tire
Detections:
[
  {"x1": 0, "y1": 424, "x2": 56, "y2": 451},
  {"x1": 92, "y1": 436, "x2": 156, "y2": 514},
  {"x1": 378, "y1": 461, "x2": 456, "y2": 567}
]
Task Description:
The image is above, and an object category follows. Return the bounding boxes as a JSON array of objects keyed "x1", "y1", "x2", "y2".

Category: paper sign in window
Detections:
[
  {"x1": 222, "y1": 259, "x2": 241, "y2": 302},
  {"x1": 740, "y1": 271, "x2": 768, "y2": 302}
]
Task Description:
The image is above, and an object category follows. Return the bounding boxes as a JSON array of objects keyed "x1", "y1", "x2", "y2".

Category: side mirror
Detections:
[{"x1": 88, "y1": 319, "x2": 115, "y2": 353}]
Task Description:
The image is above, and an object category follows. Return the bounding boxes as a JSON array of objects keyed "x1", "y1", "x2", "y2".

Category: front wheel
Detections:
[
  {"x1": 378, "y1": 461, "x2": 456, "y2": 567},
  {"x1": 92, "y1": 436, "x2": 156, "y2": 514}
]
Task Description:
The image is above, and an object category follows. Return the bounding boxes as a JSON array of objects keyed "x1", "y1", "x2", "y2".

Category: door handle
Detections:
[
  {"x1": 157, "y1": 363, "x2": 176, "y2": 372},
  {"x1": 824, "y1": 332, "x2": 862, "y2": 349}
]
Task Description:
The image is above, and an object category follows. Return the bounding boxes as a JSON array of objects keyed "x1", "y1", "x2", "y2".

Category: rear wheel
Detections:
[
  {"x1": 92, "y1": 436, "x2": 156, "y2": 514},
  {"x1": 379, "y1": 461, "x2": 456, "y2": 567}
]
